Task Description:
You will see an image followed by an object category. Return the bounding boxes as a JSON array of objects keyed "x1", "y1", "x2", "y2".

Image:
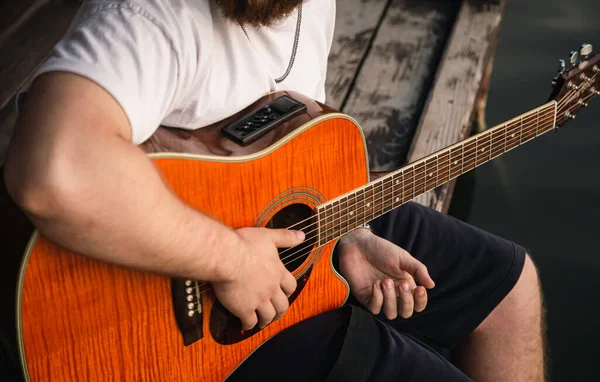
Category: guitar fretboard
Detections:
[{"x1": 316, "y1": 101, "x2": 558, "y2": 245}]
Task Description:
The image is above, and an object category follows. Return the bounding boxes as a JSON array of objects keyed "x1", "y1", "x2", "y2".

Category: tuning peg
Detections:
[
  {"x1": 578, "y1": 99, "x2": 589, "y2": 107},
  {"x1": 590, "y1": 87, "x2": 600, "y2": 95},
  {"x1": 565, "y1": 111, "x2": 576, "y2": 120},
  {"x1": 580, "y1": 44, "x2": 593, "y2": 60},
  {"x1": 569, "y1": 50, "x2": 580, "y2": 69},
  {"x1": 557, "y1": 59, "x2": 566, "y2": 74}
]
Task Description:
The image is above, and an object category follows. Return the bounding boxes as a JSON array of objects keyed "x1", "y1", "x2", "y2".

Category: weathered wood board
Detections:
[
  {"x1": 0, "y1": 2, "x2": 80, "y2": 112},
  {"x1": 0, "y1": 1, "x2": 80, "y2": 164},
  {"x1": 0, "y1": 0, "x2": 45, "y2": 43},
  {"x1": 340, "y1": 0, "x2": 460, "y2": 171},
  {"x1": 325, "y1": 0, "x2": 389, "y2": 110},
  {"x1": 408, "y1": 0, "x2": 505, "y2": 212}
]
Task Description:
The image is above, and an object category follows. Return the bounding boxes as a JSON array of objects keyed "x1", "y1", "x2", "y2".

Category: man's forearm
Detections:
[
  {"x1": 4, "y1": 74, "x2": 243, "y2": 282},
  {"x1": 6, "y1": 135, "x2": 241, "y2": 282}
]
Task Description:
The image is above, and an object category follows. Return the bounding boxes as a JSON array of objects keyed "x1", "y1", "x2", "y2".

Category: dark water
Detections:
[{"x1": 450, "y1": 1, "x2": 600, "y2": 380}]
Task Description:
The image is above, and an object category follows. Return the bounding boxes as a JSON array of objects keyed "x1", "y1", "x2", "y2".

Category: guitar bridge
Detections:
[{"x1": 172, "y1": 278, "x2": 204, "y2": 346}]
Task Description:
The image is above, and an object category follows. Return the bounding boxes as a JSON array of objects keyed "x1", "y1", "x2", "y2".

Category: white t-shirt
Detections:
[{"x1": 26, "y1": 0, "x2": 336, "y2": 144}]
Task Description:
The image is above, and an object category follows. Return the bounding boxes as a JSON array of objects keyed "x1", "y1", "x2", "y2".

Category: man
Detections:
[{"x1": 3, "y1": 0, "x2": 545, "y2": 380}]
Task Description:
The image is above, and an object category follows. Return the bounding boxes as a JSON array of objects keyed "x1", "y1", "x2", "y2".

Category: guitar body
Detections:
[{"x1": 0, "y1": 92, "x2": 370, "y2": 381}]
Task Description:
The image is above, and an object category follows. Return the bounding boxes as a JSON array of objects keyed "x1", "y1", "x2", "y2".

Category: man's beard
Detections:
[{"x1": 214, "y1": 0, "x2": 303, "y2": 27}]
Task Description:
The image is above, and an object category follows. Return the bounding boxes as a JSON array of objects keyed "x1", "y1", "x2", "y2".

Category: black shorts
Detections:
[{"x1": 230, "y1": 202, "x2": 527, "y2": 382}]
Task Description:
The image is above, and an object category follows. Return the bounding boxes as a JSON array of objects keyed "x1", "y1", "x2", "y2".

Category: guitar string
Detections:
[
  {"x1": 280, "y1": 104, "x2": 555, "y2": 236},
  {"x1": 271, "y1": 86, "x2": 585, "y2": 239},
  {"x1": 191, "y1": 111, "x2": 559, "y2": 297},
  {"x1": 272, "y1": 82, "x2": 591, "y2": 244},
  {"x1": 558, "y1": 73, "x2": 599, "y2": 110},
  {"x1": 191, "y1": 90, "x2": 598, "y2": 299},
  {"x1": 227, "y1": 114, "x2": 559, "y2": 266},
  {"x1": 557, "y1": 73, "x2": 599, "y2": 112},
  {"x1": 192, "y1": 109, "x2": 558, "y2": 295},
  {"x1": 192, "y1": 96, "x2": 594, "y2": 300},
  {"x1": 262, "y1": 75, "x2": 595, "y2": 242}
]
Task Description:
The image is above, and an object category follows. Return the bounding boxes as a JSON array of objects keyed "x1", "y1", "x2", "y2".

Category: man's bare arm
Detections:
[
  {"x1": 4, "y1": 72, "x2": 303, "y2": 329},
  {"x1": 4, "y1": 72, "x2": 247, "y2": 281}
]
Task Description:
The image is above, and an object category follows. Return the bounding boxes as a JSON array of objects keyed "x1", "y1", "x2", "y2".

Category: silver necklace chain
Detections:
[{"x1": 241, "y1": 3, "x2": 303, "y2": 84}]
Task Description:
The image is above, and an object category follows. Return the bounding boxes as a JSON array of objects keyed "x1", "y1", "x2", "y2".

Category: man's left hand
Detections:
[{"x1": 337, "y1": 228, "x2": 435, "y2": 320}]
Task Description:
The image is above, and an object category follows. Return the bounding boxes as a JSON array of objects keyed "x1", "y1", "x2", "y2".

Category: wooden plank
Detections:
[
  {"x1": 0, "y1": 0, "x2": 46, "y2": 44},
  {"x1": 325, "y1": 0, "x2": 389, "y2": 110},
  {"x1": 341, "y1": 0, "x2": 460, "y2": 171},
  {"x1": 0, "y1": 1, "x2": 80, "y2": 111},
  {"x1": 407, "y1": 0, "x2": 505, "y2": 212}
]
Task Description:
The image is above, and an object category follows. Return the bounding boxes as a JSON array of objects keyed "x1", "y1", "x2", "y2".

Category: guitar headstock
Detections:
[{"x1": 550, "y1": 43, "x2": 600, "y2": 127}]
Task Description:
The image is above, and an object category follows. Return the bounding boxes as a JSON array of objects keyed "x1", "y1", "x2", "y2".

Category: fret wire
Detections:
[
  {"x1": 400, "y1": 171, "x2": 405, "y2": 205},
  {"x1": 398, "y1": 171, "x2": 403, "y2": 206},
  {"x1": 435, "y1": 155, "x2": 439, "y2": 189},
  {"x1": 343, "y1": 193, "x2": 352, "y2": 238},
  {"x1": 319, "y1": 207, "x2": 327, "y2": 244},
  {"x1": 503, "y1": 122, "x2": 508, "y2": 153},
  {"x1": 461, "y1": 142, "x2": 464, "y2": 174},
  {"x1": 519, "y1": 116, "x2": 523, "y2": 145},
  {"x1": 380, "y1": 179, "x2": 385, "y2": 216},
  {"x1": 535, "y1": 109, "x2": 540, "y2": 137},
  {"x1": 330, "y1": 203, "x2": 336, "y2": 243},
  {"x1": 363, "y1": 184, "x2": 370, "y2": 222},
  {"x1": 332, "y1": 202, "x2": 338, "y2": 243},
  {"x1": 314, "y1": 106, "x2": 557, "y2": 244},
  {"x1": 391, "y1": 173, "x2": 396, "y2": 209},
  {"x1": 349, "y1": 191, "x2": 356, "y2": 231},
  {"x1": 355, "y1": 189, "x2": 363, "y2": 230},
  {"x1": 356, "y1": 188, "x2": 363, "y2": 227},
  {"x1": 488, "y1": 129, "x2": 492, "y2": 161},
  {"x1": 387, "y1": 177, "x2": 393, "y2": 212},
  {"x1": 325, "y1": 203, "x2": 332, "y2": 243},
  {"x1": 317, "y1": 207, "x2": 323, "y2": 246},
  {"x1": 475, "y1": 136, "x2": 478, "y2": 166},
  {"x1": 372, "y1": 179, "x2": 381, "y2": 216},
  {"x1": 411, "y1": 167, "x2": 415, "y2": 200},
  {"x1": 339, "y1": 196, "x2": 347, "y2": 236},
  {"x1": 371, "y1": 183, "x2": 376, "y2": 220},
  {"x1": 378, "y1": 179, "x2": 384, "y2": 214},
  {"x1": 381, "y1": 178, "x2": 390, "y2": 213},
  {"x1": 335, "y1": 200, "x2": 342, "y2": 240}
]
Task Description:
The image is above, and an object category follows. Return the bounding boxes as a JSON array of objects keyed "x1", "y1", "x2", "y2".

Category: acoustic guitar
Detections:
[{"x1": 1, "y1": 46, "x2": 598, "y2": 381}]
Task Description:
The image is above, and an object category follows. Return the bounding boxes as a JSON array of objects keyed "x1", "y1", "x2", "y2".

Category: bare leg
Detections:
[{"x1": 452, "y1": 254, "x2": 547, "y2": 381}]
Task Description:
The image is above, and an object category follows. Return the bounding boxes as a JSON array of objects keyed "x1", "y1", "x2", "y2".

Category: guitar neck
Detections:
[{"x1": 316, "y1": 101, "x2": 558, "y2": 245}]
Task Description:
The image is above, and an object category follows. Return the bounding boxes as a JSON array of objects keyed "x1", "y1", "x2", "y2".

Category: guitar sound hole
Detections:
[
  {"x1": 209, "y1": 203, "x2": 318, "y2": 345},
  {"x1": 265, "y1": 203, "x2": 317, "y2": 272}
]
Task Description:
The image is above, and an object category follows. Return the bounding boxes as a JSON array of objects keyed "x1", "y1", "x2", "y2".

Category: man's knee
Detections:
[
  {"x1": 477, "y1": 252, "x2": 541, "y2": 333},
  {"x1": 517, "y1": 253, "x2": 542, "y2": 302}
]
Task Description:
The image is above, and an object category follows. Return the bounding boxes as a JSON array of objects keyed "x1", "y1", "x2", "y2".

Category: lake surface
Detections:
[{"x1": 450, "y1": 0, "x2": 600, "y2": 380}]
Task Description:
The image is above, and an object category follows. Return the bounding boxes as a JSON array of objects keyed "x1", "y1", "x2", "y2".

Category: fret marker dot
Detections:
[
  {"x1": 350, "y1": 211, "x2": 354, "y2": 216},
  {"x1": 454, "y1": 161, "x2": 458, "y2": 165},
  {"x1": 366, "y1": 203, "x2": 371, "y2": 207},
  {"x1": 396, "y1": 197, "x2": 400, "y2": 202},
  {"x1": 429, "y1": 173, "x2": 433, "y2": 177},
  {"x1": 511, "y1": 134, "x2": 515, "y2": 138},
  {"x1": 480, "y1": 149, "x2": 484, "y2": 152},
  {"x1": 396, "y1": 180, "x2": 400, "y2": 185}
]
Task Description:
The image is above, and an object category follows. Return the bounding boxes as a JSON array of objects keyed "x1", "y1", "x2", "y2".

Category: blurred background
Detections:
[
  {"x1": 450, "y1": 0, "x2": 600, "y2": 380},
  {"x1": 0, "y1": 0, "x2": 598, "y2": 380}
]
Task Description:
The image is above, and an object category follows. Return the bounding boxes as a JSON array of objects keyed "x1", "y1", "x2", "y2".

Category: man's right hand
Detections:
[{"x1": 212, "y1": 227, "x2": 305, "y2": 330}]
